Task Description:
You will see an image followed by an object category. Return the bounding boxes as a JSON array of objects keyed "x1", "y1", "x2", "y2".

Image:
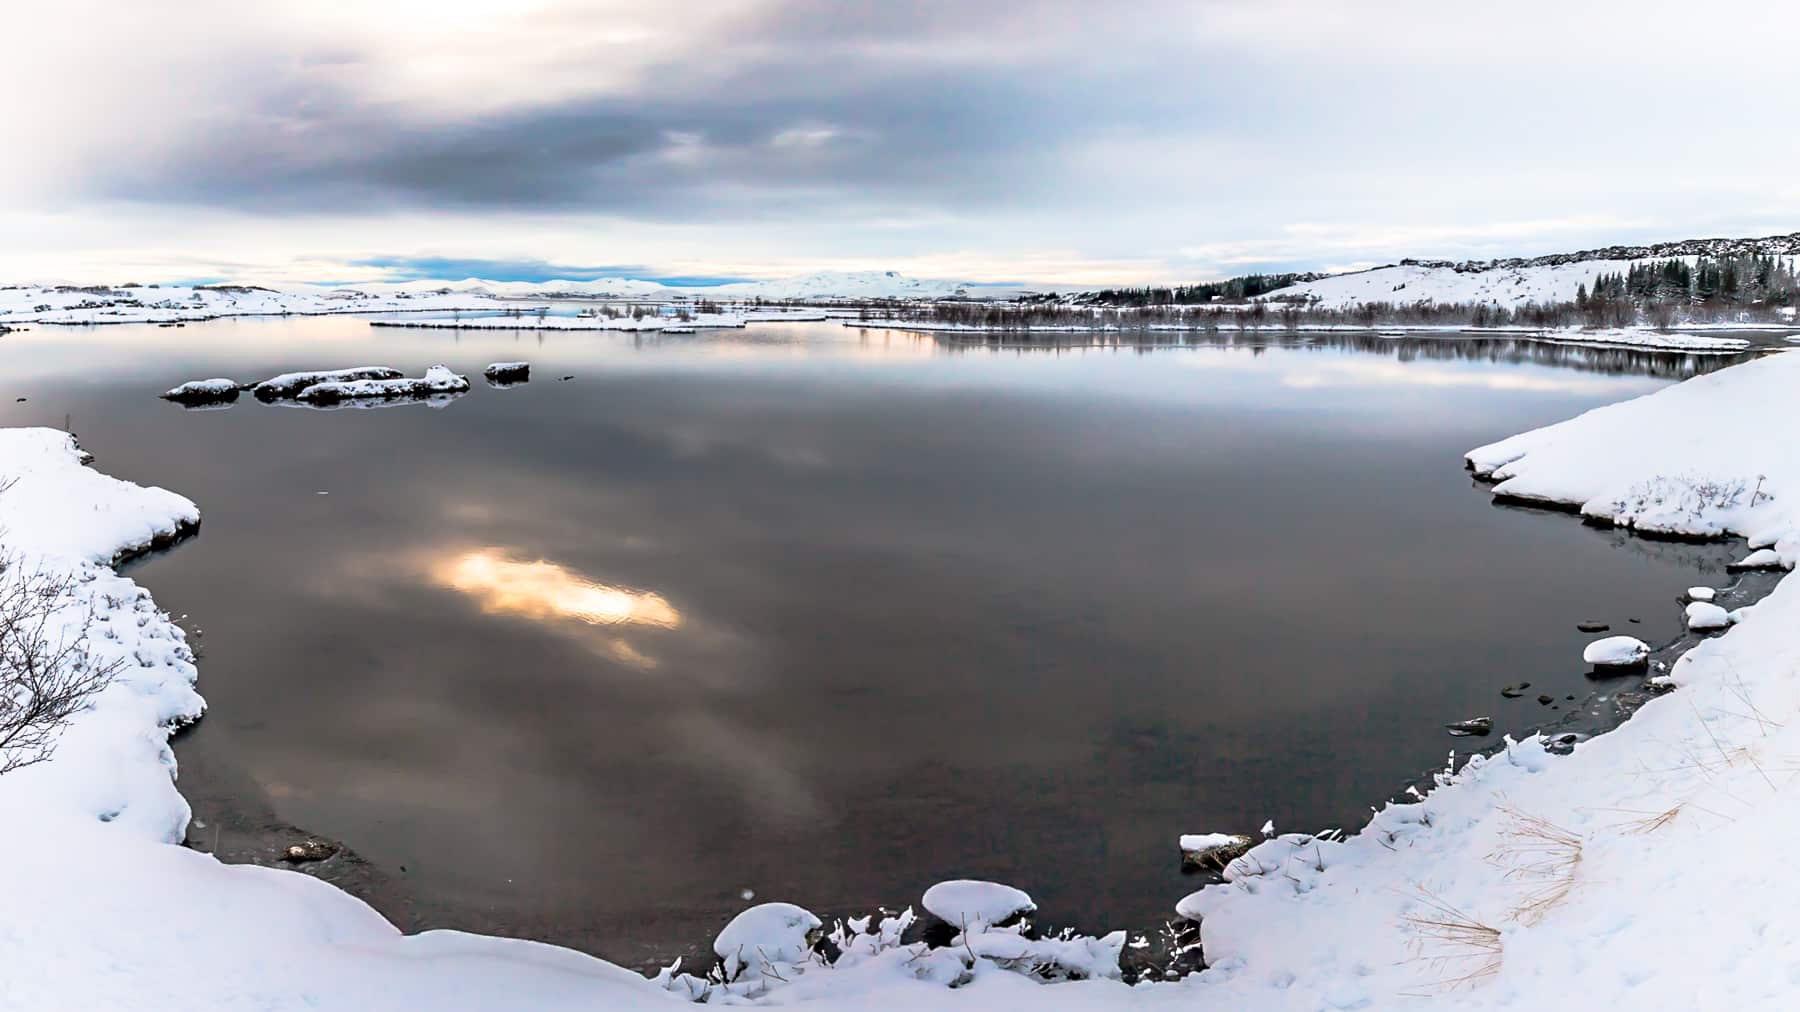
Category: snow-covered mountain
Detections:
[{"x1": 1260, "y1": 231, "x2": 1800, "y2": 310}]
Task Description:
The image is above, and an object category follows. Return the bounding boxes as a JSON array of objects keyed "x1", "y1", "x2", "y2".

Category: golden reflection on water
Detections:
[{"x1": 436, "y1": 549, "x2": 681, "y2": 629}]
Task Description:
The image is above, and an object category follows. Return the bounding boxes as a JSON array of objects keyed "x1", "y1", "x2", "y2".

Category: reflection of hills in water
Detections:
[{"x1": 925, "y1": 330, "x2": 1762, "y2": 380}]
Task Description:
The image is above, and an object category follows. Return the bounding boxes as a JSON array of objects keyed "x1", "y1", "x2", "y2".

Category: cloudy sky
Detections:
[{"x1": 9, "y1": 0, "x2": 1800, "y2": 287}]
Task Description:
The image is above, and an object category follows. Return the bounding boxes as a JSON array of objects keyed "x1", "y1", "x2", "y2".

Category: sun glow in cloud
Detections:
[{"x1": 436, "y1": 549, "x2": 681, "y2": 630}]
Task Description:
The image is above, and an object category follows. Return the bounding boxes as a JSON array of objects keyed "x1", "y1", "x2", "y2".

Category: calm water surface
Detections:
[{"x1": 1, "y1": 318, "x2": 1751, "y2": 968}]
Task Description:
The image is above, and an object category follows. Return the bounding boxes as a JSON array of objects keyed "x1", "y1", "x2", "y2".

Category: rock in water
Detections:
[
  {"x1": 282, "y1": 839, "x2": 339, "y2": 863},
  {"x1": 1501, "y1": 682, "x2": 1531, "y2": 698},
  {"x1": 1179, "y1": 833, "x2": 1255, "y2": 870},
  {"x1": 1576, "y1": 620, "x2": 1610, "y2": 633},
  {"x1": 1446, "y1": 716, "x2": 1493, "y2": 736},
  {"x1": 253, "y1": 367, "x2": 403, "y2": 401},
  {"x1": 483, "y1": 361, "x2": 530, "y2": 385},
  {"x1": 160, "y1": 378, "x2": 241, "y2": 406},
  {"x1": 1583, "y1": 635, "x2": 1650, "y2": 669},
  {"x1": 1685, "y1": 601, "x2": 1731, "y2": 631},
  {"x1": 921, "y1": 880, "x2": 1036, "y2": 931},
  {"x1": 1686, "y1": 586, "x2": 1716, "y2": 602}
]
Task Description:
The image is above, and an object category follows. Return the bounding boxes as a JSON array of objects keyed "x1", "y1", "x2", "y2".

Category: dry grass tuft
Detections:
[
  {"x1": 1489, "y1": 805, "x2": 1584, "y2": 925},
  {"x1": 1400, "y1": 886, "x2": 1503, "y2": 993}
]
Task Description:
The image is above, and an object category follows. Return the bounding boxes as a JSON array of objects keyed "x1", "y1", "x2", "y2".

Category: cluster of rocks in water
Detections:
[{"x1": 161, "y1": 362, "x2": 532, "y2": 409}]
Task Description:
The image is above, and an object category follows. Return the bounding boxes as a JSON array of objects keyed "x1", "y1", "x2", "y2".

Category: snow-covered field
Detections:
[
  {"x1": 370, "y1": 312, "x2": 749, "y2": 331},
  {"x1": 8, "y1": 346, "x2": 1800, "y2": 1008},
  {"x1": 0, "y1": 272, "x2": 973, "y2": 328}
]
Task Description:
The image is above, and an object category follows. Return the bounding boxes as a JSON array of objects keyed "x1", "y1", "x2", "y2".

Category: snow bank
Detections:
[
  {"x1": 1469, "y1": 351, "x2": 1799, "y2": 548},
  {"x1": 295, "y1": 365, "x2": 470, "y2": 405},
  {"x1": 0, "y1": 284, "x2": 506, "y2": 326}
]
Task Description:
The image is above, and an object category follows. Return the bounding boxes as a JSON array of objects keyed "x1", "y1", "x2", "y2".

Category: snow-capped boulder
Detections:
[
  {"x1": 1686, "y1": 586, "x2": 1716, "y2": 602},
  {"x1": 295, "y1": 365, "x2": 470, "y2": 405},
  {"x1": 1179, "y1": 833, "x2": 1254, "y2": 869},
  {"x1": 253, "y1": 366, "x2": 403, "y2": 400},
  {"x1": 1685, "y1": 601, "x2": 1731, "y2": 631},
  {"x1": 921, "y1": 880, "x2": 1035, "y2": 931},
  {"x1": 1584, "y1": 635, "x2": 1650, "y2": 668},
  {"x1": 713, "y1": 902, "x2": 822, "y2": 976},
  {"x1": 483, "y1": 361, "x2": 530, "y2": 384},
  {"x1": 160, "y1": 378, "x2": 240, "y2": 405}
]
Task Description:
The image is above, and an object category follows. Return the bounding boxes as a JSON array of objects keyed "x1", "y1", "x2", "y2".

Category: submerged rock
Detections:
[
  {"x1": 281, "y1": 839, "x2": 339, "y2": 863},
  {"x1": 1179, "y1": 833, "x2": 1255, "y2": 870},
  {"x1": 1537, "y1": 694, "x2": 1555, "y2": 705},
  {"x1": 1445, "y1": 716, "x2": 1492, "y2": 736},
  {"x1": 1501, "y1": 682, "x2": 1532, "y2": 698},
  {"x1": 160, "y1": 378, "x2": 241, "y2": 406},
  {"x1": 1583, "y1": 635, "x2": 1650, "y2": 669},
  {"x1": 1576, "y1": 620, "x2": 1611, "y2": 633}
]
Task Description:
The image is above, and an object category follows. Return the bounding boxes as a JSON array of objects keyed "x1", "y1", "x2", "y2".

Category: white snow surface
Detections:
[
  {"x1": 1262, "y1": 256, "x2": 1760, "y2": 313},
  {"x1": 1687, "y1": 586, "x2": 1716, "y2": 602},
  {"x1": 714, "y1": 902, "x2": 824, "y2": 975}
]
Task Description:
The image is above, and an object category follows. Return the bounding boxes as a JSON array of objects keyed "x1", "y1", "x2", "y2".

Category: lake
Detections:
[{"x1": 1, "y1": 317, "x2": 1753, "y2": 970}]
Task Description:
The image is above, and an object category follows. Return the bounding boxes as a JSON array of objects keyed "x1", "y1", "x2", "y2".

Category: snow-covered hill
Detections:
[{"x1": 1259, "y1": 231, "x2": 1800, "y2": 310}]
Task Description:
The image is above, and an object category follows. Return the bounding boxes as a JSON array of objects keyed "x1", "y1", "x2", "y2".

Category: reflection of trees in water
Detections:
[{"x1": 926, "y1": 330, "x2": 1761, "y2": 380}]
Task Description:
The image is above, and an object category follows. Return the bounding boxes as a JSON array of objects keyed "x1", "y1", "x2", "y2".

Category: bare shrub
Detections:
[{"x1": 0, "y1": 557, "x2": 121, "y2": 774}]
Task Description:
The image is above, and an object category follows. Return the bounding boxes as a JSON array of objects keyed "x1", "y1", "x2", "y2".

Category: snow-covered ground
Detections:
[
  {"x1": 9, "y1": 347, "x2": 1800, "y2": 1009},
  {"x1": 369, "y1": 312, "x2": 749, "y2": 331},
  {"x1": 0, "y1": 284, "x2": 511, "y2": 325},
  {"x1": 0, "y1": 271, "x2": 974, "y2": 327}
]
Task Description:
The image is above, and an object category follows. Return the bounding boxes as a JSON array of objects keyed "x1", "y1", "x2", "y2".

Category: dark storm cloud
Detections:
[{"x1": 93, "y1": 0, "x2": 1203, "y2": 220}]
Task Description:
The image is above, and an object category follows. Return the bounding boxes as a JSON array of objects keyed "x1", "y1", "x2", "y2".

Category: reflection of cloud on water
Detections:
[
  {"x1": 431, "y1": 548, "x2": 679, "y2": 669},
  {"x1": 436, "y1": 549, "x2": 681, "y2": 628}
]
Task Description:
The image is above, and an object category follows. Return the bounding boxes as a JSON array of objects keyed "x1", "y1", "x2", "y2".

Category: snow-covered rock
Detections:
[
  {"x1": 1685, "y1": 601, "x2": 1732, "y2": 631},
  {"x1": 712, "y1": 902, "x2": 822, "y2": 976},
  {"x1": 921, "y1": 880, "x2": 1036, "y2": 930},
  {"x1": 1179, "y1": 833, "x2": 1255, "y2": 869},
  {"x1": 252, "y1": 366, "x2": 403, "y2": 401},
  {"x1": 483, "y1": 361, "x2": 530, "y2": 384},
  {"x1": 159, "y1": 378, "x2": 240, "y2": 405},
  {"x1": 1687, "y1": 586, "x2": 1716, "y2": 602},
  {"x1": 1583, "y1": 635, "x2": 1651, "y2": 667},
  {"x1": 295, "y1": 365, "x2": 469, "y2": 405}
]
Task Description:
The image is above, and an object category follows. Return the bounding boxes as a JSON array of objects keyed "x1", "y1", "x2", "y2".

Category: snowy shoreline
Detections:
[
  {"x1": 6, "y1": 348, "x2": 1800, "y2": 1007},
  {"x1": 846, "y1": 319, "x2": 1771, "y2": 353}
]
